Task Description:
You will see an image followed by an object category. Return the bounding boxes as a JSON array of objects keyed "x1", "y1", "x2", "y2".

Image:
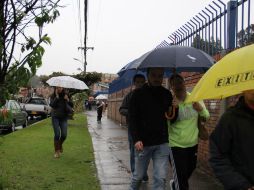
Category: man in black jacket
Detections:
[
  {"x1": 129, "y1": 68, "x2": 173, "y2": 190},
  {"x1": 119, "y1": 74, "x2": 147, "y2": 179},
  {"x1": 209, "y1": 89, "x2": 254, "y2": 190}
]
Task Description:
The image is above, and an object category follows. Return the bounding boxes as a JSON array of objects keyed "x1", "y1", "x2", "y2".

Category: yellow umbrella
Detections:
[{"x1": 186, "y1": 44, "x2": 254, "y2": 103}]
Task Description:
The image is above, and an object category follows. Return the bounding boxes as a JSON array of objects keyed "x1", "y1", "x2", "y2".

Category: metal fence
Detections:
[{"x1": 158, "y1": 0, "x2": 253, "y2": 56}]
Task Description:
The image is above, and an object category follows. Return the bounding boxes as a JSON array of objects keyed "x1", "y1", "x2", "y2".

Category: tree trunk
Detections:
[
  {"x1": 0, "y1": 81, "x2": 8, "y2": 107},
  {"x1": 0, "y1": 0, "x2": 5, "y2": 83},
  {"x1": 0, "y1": 1, "x2": 8, "y2": 106}
]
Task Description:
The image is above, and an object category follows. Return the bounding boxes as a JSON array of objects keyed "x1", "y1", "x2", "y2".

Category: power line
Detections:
[
  {"x1": 84, "y1": 0, "x2": 88, "y2": 74},
  {"x1": 93, "y1": 0, "x2": 102, "y2": 47},
  {"x1": 77, "y1": 0, "x2": 84, "y2": 63}
]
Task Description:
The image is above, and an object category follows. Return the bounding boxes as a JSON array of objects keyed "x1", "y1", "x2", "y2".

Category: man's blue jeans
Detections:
[
  {"x1": 128, "y1": 128, "x2": 135, "y2": 174},
  {"x1": 129, "y1": 143, "x2": 170, "y2": 190},
  {"x1": 52, "y1": 117, "x2": 68, "y2": 141}
]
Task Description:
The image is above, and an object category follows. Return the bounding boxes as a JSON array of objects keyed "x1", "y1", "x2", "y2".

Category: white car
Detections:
[{"x1": 21, "y1": 97, "x2": 51, "y2": 119}]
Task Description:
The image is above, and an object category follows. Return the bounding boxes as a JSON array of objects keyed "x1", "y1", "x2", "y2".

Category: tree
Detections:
[
  {"x1": 237, "y1": 24, "x2": 254, "y2": 47},
  {"x1": 192, "y1": 35, "x2": 223, "y2": 56},
  {"x1": 0, "y1": 0, "x2": 61, "y2": 106},
  {"x1": 75, "y1": 72, "x2": 102, "y2": 87},
  {"x1": 73, "y1": 72, "x2": 102, "y2": 96},
  {"x1": 40, "y1": 72, "x2": 66, "y2": 85}
]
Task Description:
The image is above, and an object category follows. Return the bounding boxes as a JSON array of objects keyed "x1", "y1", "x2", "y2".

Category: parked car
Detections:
[
  {"x1": 21, "y1": 97, "x2": 51, "y2": 119},
  {"x1": 0, "y1": 100, "x2": 28, "y2": 132}
]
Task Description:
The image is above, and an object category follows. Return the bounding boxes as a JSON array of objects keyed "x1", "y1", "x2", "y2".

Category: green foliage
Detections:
[
  {"x1": 75, "y1": 72, "x2": 102, "y2": 87},
  {"x1": 39, "y1": 72, "x2": 66, "y2": 86},
  {"x1": 49, "y1": 72, "x2": 66, "y2": 77},
  {"x1": 35, "y1": 9, "x2": 60, "y2": 27},
  {"x1": 41, "y1": 35, "x2": 52, "y2": 45},
  {"x1": 5, "y1": 66, "x2": 31, "y2": 95},
  {"x1": 192, "y1": 35, "x2": 223, "y2": 56},
  {"x1": 72, "y1": 92, "x2": 88, "y2": 112},
  {"x1": 0, "y1": 85, "x2": 10, "y2": 107},
  {"x1": 0, "y1": 0, "x2": 61, "y2": 108},
  {"x1": 27, "y1": 45, "x2": 45, "y2": 74},
  {"x1": 0, "y1": 108, "x2": 13, "y2": 125},
  {"x1": 237, "y1": 24, "x2": 254, "y2": 47},
  {"x1": 192, "y1": 24, "x2": 254, "y2": 54}
]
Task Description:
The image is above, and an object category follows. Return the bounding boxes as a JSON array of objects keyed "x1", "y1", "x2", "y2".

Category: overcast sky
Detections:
[{"x1": 36, "y1": 0, "x2": 253, "y2": 76}]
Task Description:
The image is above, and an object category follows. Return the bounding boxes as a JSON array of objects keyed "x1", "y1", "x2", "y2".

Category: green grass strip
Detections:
[{"x1": 0, "y1": 114, "x2": 100, "y2": 190}]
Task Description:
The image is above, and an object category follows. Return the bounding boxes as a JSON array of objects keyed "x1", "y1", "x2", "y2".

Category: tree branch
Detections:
[
  {"x1": 4, "y1": 0, "x2": 17, "y2": 73},
  {"x1": 0, "y1": 0, "x2": 9, "y2": 78},
  {"x1": 5, "y1": 0, "x2": 40, "y2": 39},
  {"x1": 7, "y1": 38, "x2": 44, "y2": 74}
]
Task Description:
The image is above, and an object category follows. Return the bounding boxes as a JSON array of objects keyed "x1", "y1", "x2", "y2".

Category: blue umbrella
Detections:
[
  {"x1": 109, "y1": 70, "x2": 146, "y2": 94},
  {"x1": 117, "y1": 52, "x2": 151, "y2": 76}
]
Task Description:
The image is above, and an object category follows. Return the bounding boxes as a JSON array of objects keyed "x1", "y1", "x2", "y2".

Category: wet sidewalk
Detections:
[{"x1": 86, "y1": 110, "x2": 223, "y2": 190}]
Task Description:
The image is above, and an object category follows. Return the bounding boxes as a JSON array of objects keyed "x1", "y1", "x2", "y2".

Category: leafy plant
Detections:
[
  {"x1": 0, "y1": 0, "x2": 62, "y2": 106},
  {"x1": 0, "y1": 107, "x2": 13, "y2": 125}
]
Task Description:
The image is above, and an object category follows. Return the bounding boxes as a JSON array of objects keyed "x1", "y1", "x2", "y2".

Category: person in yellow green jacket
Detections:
[{"x1": 168, "y1": 74, "x2": 210, "y2": 190}]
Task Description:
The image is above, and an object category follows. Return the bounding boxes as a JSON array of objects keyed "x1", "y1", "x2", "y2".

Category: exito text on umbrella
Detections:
[{"x1": 215, "y1": 71, "x2": 254, "y2": 88}]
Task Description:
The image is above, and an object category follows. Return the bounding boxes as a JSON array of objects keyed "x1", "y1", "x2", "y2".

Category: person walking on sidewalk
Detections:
[
  {"x1": 168, "y1": 74, "x2": 210, "y2": 190},
  {"x1": 119, "y1": 74, "x2": 149, "y2": 181},
  {"x1": 50, "y1": 87, "x2": 73, "y2": 158},
  {"x1": 129, "y1": 68, "x2": 173, "y2": 190},
  {"x1": 209, "y1": 89, "x2": 254, "y2": 190},
  {"x1": 96, "y1": 100, "x2": 105, "y2": 123}
]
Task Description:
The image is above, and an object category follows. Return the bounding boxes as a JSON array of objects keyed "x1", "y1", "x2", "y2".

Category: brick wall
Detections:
[{"x1": 183, "y1": 72, "x2": 223, "y2": 175}]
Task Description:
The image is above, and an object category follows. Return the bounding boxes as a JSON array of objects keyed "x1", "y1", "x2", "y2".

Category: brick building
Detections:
[{"x1": 91, "y1": 73, "x2": 118, "y2": 96}]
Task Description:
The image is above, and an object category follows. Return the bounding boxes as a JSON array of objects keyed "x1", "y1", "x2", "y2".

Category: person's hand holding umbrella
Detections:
[
  {"x1": 192, "y1": 102, "x2": 203, "y2": 112},
  {"x1": 165, "y1": 93, "x2": 180, "y2": 120},
  {"x1": 64, "y1": 95, "x2": 69, "y2": 102}
]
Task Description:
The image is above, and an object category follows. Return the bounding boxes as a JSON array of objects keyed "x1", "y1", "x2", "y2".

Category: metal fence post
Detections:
[
  {"x1": 182, "y1": 25, "x2": 190, "y2": 47},
  {"x1": 227, "y1": 0, "x2": 238, "y2": 50},
  {"x1": 168, "y1": 36, "x2": 175, "y2": 44},
  {"x1": 187, "y1": 22, "x2": 195, "y2": 47},
  {"x1": 202, "y1": 10, "x2": 211, "y2": 55}
]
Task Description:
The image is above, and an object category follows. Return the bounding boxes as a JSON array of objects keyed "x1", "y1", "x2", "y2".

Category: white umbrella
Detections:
[
  {"x1": 95, "y1": 94, "x2": 108, "y2": 100},
  {"x1": 46, "y1": 76, "x2": 89, "y2": 90}
]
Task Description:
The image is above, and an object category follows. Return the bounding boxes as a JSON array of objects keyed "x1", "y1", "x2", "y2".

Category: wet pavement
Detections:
[{"x1": 86, "y1": 110, "x2": 223, "y2": 190}]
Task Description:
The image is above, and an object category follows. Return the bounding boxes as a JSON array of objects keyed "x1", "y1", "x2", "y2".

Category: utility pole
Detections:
[
  {"x1": 78, "y1": 46, "x2": 94, "y2": 74},
  {"x1": 82, "y1": 0, "x2": 89, "y2": 75}
]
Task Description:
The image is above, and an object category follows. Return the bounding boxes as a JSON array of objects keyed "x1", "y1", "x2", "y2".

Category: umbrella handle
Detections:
[{"x1": 165, "y1": 106, "x2": 176, "y2": 120}]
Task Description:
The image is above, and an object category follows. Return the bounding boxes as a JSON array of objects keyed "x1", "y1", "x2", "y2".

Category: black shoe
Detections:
[
  {"x1": 142, "y1": 175, "x2": 149, "y2": 182},
  {"x1": 169, "y1": 179, "x2": 176, "y2": 190}
]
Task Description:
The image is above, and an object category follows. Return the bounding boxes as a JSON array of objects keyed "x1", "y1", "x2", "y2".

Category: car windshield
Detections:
[{"x1": 28, "y1": 99, "x2": 47, "y2": 105}]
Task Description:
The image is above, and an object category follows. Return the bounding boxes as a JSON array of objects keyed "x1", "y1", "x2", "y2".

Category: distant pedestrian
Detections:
[
  {"x1": 85, "y1": 100, "x2": 89, "y2": 110},
  {"x1": 50, "y1": 87, "x2": 73, "y2": 158},
  {"x1": 209, "y1": 89, "x2": 254, "y2": 190},
  {"x1": 168, "y1": 74, "x2": 210, "y2": 190},
  {"x1": 129, "y1": 68, "x2": 173, "y2": 190},
  {"x1": 88, "y1": 101, "x2": 92, "y2": 110},
  {"x1": 119, "y1": 74, "x2": 148, "y2": 180},
  {"x1": 96, "y1": 100, "x2": 105, "y2": 123}
]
